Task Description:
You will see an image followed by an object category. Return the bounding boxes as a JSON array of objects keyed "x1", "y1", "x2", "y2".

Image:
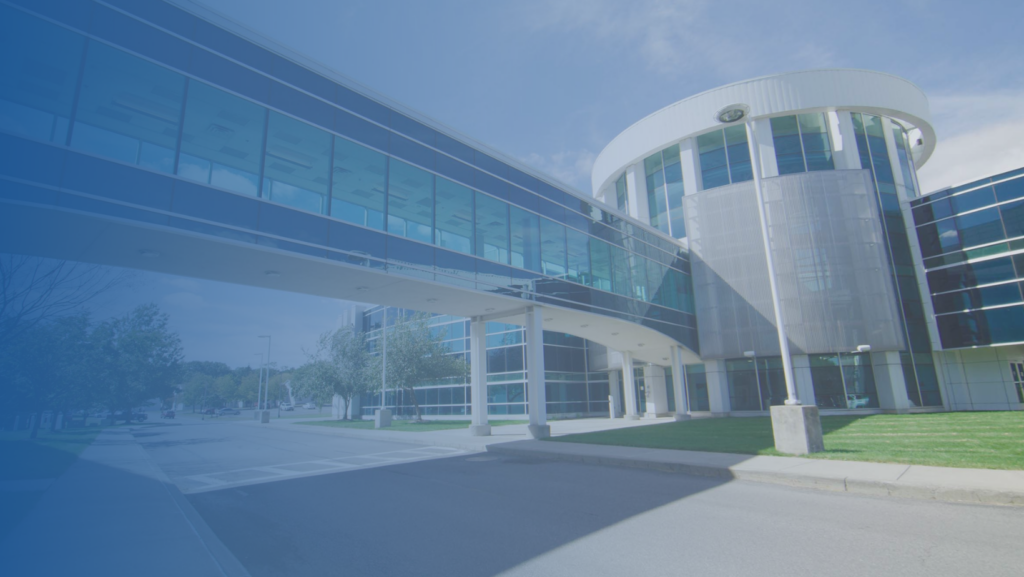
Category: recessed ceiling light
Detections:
[
  {"x1": 580, "y1": 324, "x2": 589, "y2": 328},
  {"x1": 426, "y1": 298, "x2": 438, "y2": 303},
  {"x1": 637, "y1": 343, "x2": 645, "y2": 347},
  {"x1": 356, "y1": 286, "x2": 370, "y2": 292},
  {"x1": 139, "y1": 249, "x2": 160, "y2": 258},
  {"x1": 544, "y1": 318, "x2": 554, "y2": 322},
  {"x1": 485, "y1": 308, "x2": 495, "y2": 312},
  {"x1": 716, "y1": 104, "x2": 748, "y2": 123},
  {"x1": 265, "y1": 270, "x2": 281, "y2": 277},
  {"x1": 611, "y1": 332, "x2": 619, "y2": 336},
  {"x1": 662, "y1": 357, "x2": 669, "y2": 361}
]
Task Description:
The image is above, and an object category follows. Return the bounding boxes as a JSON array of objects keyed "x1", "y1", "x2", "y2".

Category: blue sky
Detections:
[{"x1": 88, "y1": 0, "x2": 1024, "y2": 368}]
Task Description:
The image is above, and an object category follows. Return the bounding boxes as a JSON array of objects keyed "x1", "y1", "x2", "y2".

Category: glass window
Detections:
[
  {"x1": 540, "y1": 217, "x2": 567, "y2": 277},
  {"x1": 951, "y1": 187, "x2": 995, "y2": 213},
  {"x1": 434, "y1": 177, "x2": 473, "y2": 254},
  {"x1": 1001, "y1": 199, "x2": 1024, "y2": 238},
  {"x1": 840, "y1": 353, "x2": 879, "y2": 409},
  {"x1": 995, "y1": 177, "x2": 1024, "y2": 203},
  {"x1": 331, "y1": 137, "x2": 386, "y2": 230},
  {"x1": 697, "y1": 130, "x2": 730, "y2": 189},
  {"x1": 810, "y1": 354, "x2": 845, "y2": 408},
  {"x1": 664, "y1": 152, "x2": 686, "y2": 238},
  {"x1": 724, "y1": 125, "x2": 752, "y2": 182},
  {"x1": 509, "y1": 206, "x2": 541, "y2": 272},
  {"x1": 614, "y1": 173, "x2": 628, "y2": 212},
  {"x1": 178, "y1": 82, "x2": 264, "y2": 196},
  {"x1": 387, "y1": 159, "x2": 433, "y2": 243},
  {"x1": 798, "y1": 113, "x2": 833, "y2": 172},
  {"x1": 629, "y1": 253, "x2": 649, "y2": 301},
  {"x1": 956, "y1": 208, "x2": 1005, "y2": 249},
  {"x1": 589, "y1": 238, "x2": 612, "y2": 292},
  {"x1": 726, "y1": 358, "x2": 761, "y2": 411},
  {"x1": 644, "y1": 151, "x2": 669, "y2": 234},
  {"x1": 475, "y1": 192, "x2": 509, "y2": 264},
  {"x1": 891, "y1": 124, "x2": 917, "y2": 196},
  {"x1": 0, "y1": 5, "x2": 84, "y2": 144},
  {"x1": 72, "y1": 41, "x2": 184, "y2": 173},
  {"x1": 771, "y1": 116, "x2": 804, "y2": 175},
  {"x1": 565, "y1": 228, "x2": 590, "y2": 285},
  {"x1": 263, "y1": 111, "x2": 331, "y2": 214},
  {"x1": 609, "y1": 244, "x2": 632, "y2": 297}
]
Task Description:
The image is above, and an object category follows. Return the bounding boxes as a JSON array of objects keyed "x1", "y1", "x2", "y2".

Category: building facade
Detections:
[{"x1": 0, "y1": 1, "x2": 1018, "y2": 425}]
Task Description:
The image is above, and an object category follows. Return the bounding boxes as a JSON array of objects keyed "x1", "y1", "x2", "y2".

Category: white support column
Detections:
[
  {"x1": 704, "y1": 359, "x2": 731, "y2": 416},
  {"x1": 608, "y1": 370, "x2": 622, "y2": 418},
  {"x1": 643, "y1": 365, "x2": 670, "y2": 417},
  {"x1": 625, "y1": 163, "x2": 648, "y2": 224},
  {"x1": 469, "y1": 316, "x2": 490, "y2": 436},
  {"x1": 524, "y1": 307, "x2": 549, "y2": 438},
  {"x1": 752, "y1": 118, "x2": 778, "y2": 178},
  {"x1": 832, "y1": 111, "x2": 862, "y2": 170},
  {"x1": 872, "y1": 350, "x2": 911, "y2": 414},
  {"x1": 621, "y1": 351, "x2": 639, "y2": 419},
  {"x1": 678, "y1": 138, "x2": 700, "y2": 196},
  {"x1": 671, "y1": 346, "x2": 690, "y2": 421}
]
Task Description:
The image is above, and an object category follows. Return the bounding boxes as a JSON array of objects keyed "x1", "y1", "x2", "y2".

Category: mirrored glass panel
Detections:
[
  {"x1": 798, "y1": 113, "x2": 833, "y2": 172},
  {"x1": 590, "y1": 238, "x2": 612, "y2": 291},
  {"x1": 540, "y1": 217, "x2": 567, "y2": 278},
  {"x1": 435, "y1": 177, "x2": 473, "y2": 254},
  {"x1": 0, "y1": 5, "x2": 84, "y2": 144},
  {"x1": 263, "y1": 111, "x2": 331, "y2": 214},
  {"x1": 387, "y1": 159, "x2": 434, "y2": 243},
  {"x1": 475, "y1": 192, "x2": 509, "y2": 264},
  {"x1": 724, "y1": 125, "x2": 751, "y2": 182},
  {"x1": 565, "y1": 227, "x2": 590, "y2": 285},
  {"x1": 179, "y1": 81, "x2": 264, "y2": 196},
  {"x1": 72, "y1": 42, "x2": 184, "y2": 173},
  {"x1": 331, "y1": 137, "x2": 386, "y2": 230},
  {"x1": 697, "y1": 130, "x2": 729, "y2": 189},
  {"x1": 510, "y1": 206, "x2": 541, "y2": 272}
]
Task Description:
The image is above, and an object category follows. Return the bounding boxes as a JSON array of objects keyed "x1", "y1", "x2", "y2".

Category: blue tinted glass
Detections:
[
  {"x1": 7, "y1": 0, "x2": 93, "y2": 30},
  {"x1": 179, "y1": 82, "x2": 264, "y2": 196},
  {"x1": 565, "y1": 228, "x2": 590, "y2": 285},
  {"x1": 435, "y1": 177, "x2": 473, "y2": 254},
  {"x1": 589, "y1": 238, "x2": 612, "y2": 291},
  {"x1": 955, "y1": 208, "x2": 1004, "y2": 249},
  {"x1": 72, "y1": 41, "x2": 184, "y2": 172},
  {"x1": 474, "y1": 152, "x2": 509, "y2": 178},
  {"x1": 193, "y1": 18, "x2": 278, "y2": 73},
  {"x1": 0, "y1": 7, "x2": 80, "y2": 143},
  {"x1": 188, "y1": 49, "x2": 271, "y2": 103},
  {"x1": 62, "y1": 151, "x2": 174, "y2": 210},
  {"x1": 475, "y1": 171, "x2": 508, "y2": 200},
  {"x1": 390, "y1": 133, "x2": 435, "y2": 170},
  {"x1": 391, "y1": 113, "x2": 436, "y2": 147},
  {"x1": 434, "y1": 154, "x2": 476, "y2": 188},
  {"x1": 776, "y1": 153, "x2": 806, "y2": 175},
  {"x1": 509, "y1": 168, "x2": 541, "y2": 193},
  {"x1": 332, "y1": 137, "x2": 386, "y2": 230},
  {"x1": 91, "y1": 5, "x2": 192, "y2": 71},
  {"x1": 271, "y1": 58, "x2": 335, "y2": 103},
  {"x1": 540, "y1": 217, "x2": 567, "y2": 277},
  {"x1": 334, "y1": 108, "x2": 388, "y2": 151},
  {"x1": 328, "y1": 220, "x2": 386, "y2": 261},
  {"x1": 507, "y1": 185, "x2": 539, "y2": 212},
  {"x1": 475, "y1": 192, "x2": 509, "y2": 264},
  {"x1": 435, "y1": 132, "x2": 475, "y2": 163},
  {"x1": 107, "y1": 0, "x2": 197, "y2": 38},
  {"x1": 263, "y1": 112, "x2": 331, "y2": 214},
  {"x1": 258, "y1": 202, "x2": 328, "y2": 246},
  {"x1": 537, "y1": 198, "x2": 565, "y2": 222},
  {"x1": 387, "y1": 160, "x2": 433, "y2": 243},
  {"x1": 171, "y1": 180, "x2": 259, "y2": 229},
  {"x1": 269, "y1": 81, "x2": 334, "y2": 128},
  {"x1": 951, "y1": 187, "x2": 995, "y2": 213},
  {"x1": 334, "y1": 85, "x2": 390, "y2": 125},
  {"x1": 434, "y1": 248, "x2": 475, "y2": 288},
  {"x1": 995, "y1": 177, "x2": 1024, "y2": 203},
  {"x1": 509, "y1": 206, "x2": 541, "y2": 272},
  {"x1": 1001, "y1": 200, "x2": 1024, "y2": 238}
]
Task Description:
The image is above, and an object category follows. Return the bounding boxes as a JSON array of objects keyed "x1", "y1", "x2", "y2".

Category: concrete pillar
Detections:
[
  {"x1": 752, "y1": 117, "x2": 778, "y2": 178},
  {"x1": 608, "y1": 370, "x2": 622, "y2": 418},
  {"x1": 678, "y1": 139, "x2": 700, "y2": 197},
  {"x1": 671, "y1": 346, "x2": 690, "y2": 420},
  {"x1": 469, "y1": 316, "x2": 490, "y2": 436},
  {"x1": 524, "y1": 307, "x2": 549, "y2": 438},
  {"x1": 872, "y1": 351, "x2": 911, "y2": 414},
  {"x1": 643, "y1": 365, "x2": 670, "y2": 417},
  {"x1": 621, "y1": 351, "x2": 639, "y2": 419},
  {"x1": 625, "y1": 164, "x2": 648, "y2": 223},
  {"x1": 704, "y1": 359, "x2": 731, "y2": 415},
  {"x1": 791, "y1": 355, "x2": 817, "y2": 408}
]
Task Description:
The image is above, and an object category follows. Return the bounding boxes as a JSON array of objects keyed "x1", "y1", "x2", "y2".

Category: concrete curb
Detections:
[{"x1": 486, "y1": 441, "x2": 1024, "y2": 507}]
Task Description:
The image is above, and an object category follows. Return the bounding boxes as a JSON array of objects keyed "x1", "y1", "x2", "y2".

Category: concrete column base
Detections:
[
  {"x1": 528, "y1": 424, "x2": 550, "y2": 439},
  {"x1": 673, "y1": 414, "x2": 691, "y2": 422},
  {"x1": 374, "y1": 409, "x2": 392, "y2": 429},
  {"x1": 469, "y1": 424, "x2": 491, "y2": 436},
  {"x1": 770, "y1": 405, "x2": 824, "y2": 455},
  {"x1": 645, "y1": 412, "x2": 672, "y2": 418},
  {"x1": 625, "y1": 415, "x2": 640, "y2": 421},
  {"x1": 260, "y1": 410, "x2": 270, "y2": 424}
]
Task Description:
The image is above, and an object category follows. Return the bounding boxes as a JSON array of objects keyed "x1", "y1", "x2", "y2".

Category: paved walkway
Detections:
[
  {"x1": 0, "y1": 428, "x2": 249, "y2": 577},
  {"x1": 271, "y1": 416, "x2": 1024, "y2": 507}
]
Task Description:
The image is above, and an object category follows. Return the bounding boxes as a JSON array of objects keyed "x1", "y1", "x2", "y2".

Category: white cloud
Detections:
[
  {"x1": 520, "y1": 149, "x2": 597, "y2": 191},
  {"x1": 916, "y1": 91, "x2": 1024, "y2": 193}
]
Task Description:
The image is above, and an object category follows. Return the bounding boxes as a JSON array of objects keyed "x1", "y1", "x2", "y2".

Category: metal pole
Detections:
[
  {"x1": 259, "y1": 335, "x2": 272, "y2": 410},
  {"x1": 381, "y1": 309, "x2": 388, "y2": 414},
  {"x1": 745, "y1": 120, "x2": 800, "y2": 405},
  {"x1": 254, "y1": 353, "x2": 264, "y2": 412}
]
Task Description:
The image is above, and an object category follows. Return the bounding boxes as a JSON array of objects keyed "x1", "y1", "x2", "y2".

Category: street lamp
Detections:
[
  {"x1": 254, "y1": 353, "x2": 264, "y2": 415},
  {"x1": 258, "y1": 335, "x2": 271, "y2": 411}
]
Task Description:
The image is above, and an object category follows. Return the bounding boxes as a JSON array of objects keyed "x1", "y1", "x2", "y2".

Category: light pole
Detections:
[
  {"x1": 254, "y1": 353, "x2": 264, "y2": 414},
  {"x1": 258, "y1": 335, "x2": 271, "y2": 411}
]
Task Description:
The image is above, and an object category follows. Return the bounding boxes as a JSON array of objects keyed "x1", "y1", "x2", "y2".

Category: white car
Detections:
[
  {"x1": 303, "y1": 402, "x2": 316, "y2": 409},
  {"x1": 279, "y1": 402, "x2": 294, "y2": 411}
]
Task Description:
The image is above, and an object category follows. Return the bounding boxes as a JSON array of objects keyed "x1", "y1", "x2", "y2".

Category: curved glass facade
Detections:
[
  {"x1": 0, "y1": 0, "x2": 697, "y2": 348},
  {"x1": 911, "y1": 168, "x2": 1024, "y2": 348}
]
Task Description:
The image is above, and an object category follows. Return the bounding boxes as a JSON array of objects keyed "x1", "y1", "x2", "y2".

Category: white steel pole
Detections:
[{"x1": 745, "y1": 120, "x2": 800, "y2": 405}]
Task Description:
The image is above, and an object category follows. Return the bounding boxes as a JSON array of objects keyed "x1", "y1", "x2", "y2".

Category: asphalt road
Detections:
[{"x1": 139, "y1": 420, "x2": 1024, "y2": 577}]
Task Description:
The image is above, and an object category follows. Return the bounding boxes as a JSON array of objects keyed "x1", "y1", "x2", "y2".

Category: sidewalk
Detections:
[
  {"x1": 485, "y1": 439, "x2": 1024, "y2": 507},
  {"x1": 0, "y1": 428, "x2": 249, "y2": 577},
  {"x1": 267, "y1": 415, "x2": 1024, "y2": 506}
]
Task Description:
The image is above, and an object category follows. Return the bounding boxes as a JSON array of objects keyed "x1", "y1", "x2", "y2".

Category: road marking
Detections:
[{"x1": 177, "y1": 446, "x2": 468, "y2": 494}]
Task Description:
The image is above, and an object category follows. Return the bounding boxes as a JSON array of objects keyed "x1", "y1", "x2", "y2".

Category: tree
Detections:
[
  {"x1": 93, "y1": 304, "x2": 183, "y2": 423},
  {"x1": 298, "y1": 327, "x2": 376, "y2": 419},
  {"x1": 383, "y1": 314, "x2": 468, "y2": 421},
  {"x1": 290, "y1": 361, "x2": 335, "y2": 411}
]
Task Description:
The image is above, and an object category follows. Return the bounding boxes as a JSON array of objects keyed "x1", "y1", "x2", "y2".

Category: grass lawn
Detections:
[
  {"x1": 549, "y1": 412, "x2": 1024, "y2": 470},
  {"x1": 301, "y1": 419, "x2": 528, "y2": 433},
  {"x1": 0, "y1": 427, "x2": 102, "y2": 541}
]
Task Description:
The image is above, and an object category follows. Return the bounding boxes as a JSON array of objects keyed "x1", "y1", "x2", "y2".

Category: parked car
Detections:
[
  {"x1": 303, "y1": 402, "x2": 316, "y2": 409},
  {"x1": 217, "y1": 407, "x2": 241, "y2": 416},
  {"x1": 279, "y1": 402, "x2": 294, "y2": 411},
  {"x1": 161, "y1": 410, "x2": 175, "y2": 419},
  {"x1": 113, "y1": 410, "x2": 147, "y2": 422},
  {"x1": 202, "y1": 408, "x2": 216, "y2": 415}
]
